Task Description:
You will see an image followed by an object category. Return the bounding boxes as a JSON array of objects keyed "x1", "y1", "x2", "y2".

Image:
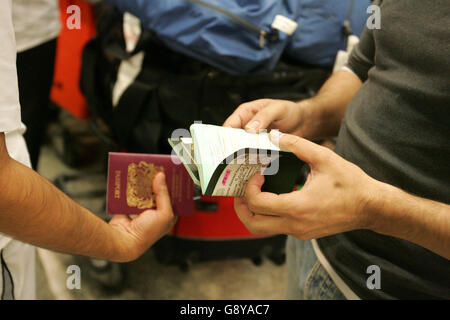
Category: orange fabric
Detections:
[{"x1": 51, "y1": 0, "x2": 96, "y2": 119}]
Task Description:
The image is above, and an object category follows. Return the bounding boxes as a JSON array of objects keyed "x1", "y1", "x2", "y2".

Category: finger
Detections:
[
  {"x1": 109, "y1": 214, "x2": 132, "y2": 224},
  {"x1": 243, "y1": 102, "x2": 287, "y2": 133},
  {"x1": 244, "y1": 173, "x2": 292, "y2": 216},
  {"x1": 234, "y1": 197, "x2": 257, "y2": 232},
  {"x1": 129, "y1": 209, "x2": 175, "y2": 251},
  {"x1": 223, "y1": 99, "x2": 270, "y2": 129},
  {"x1": 131, "y1": 172, "x2": 175, "y2": 233},
  {"x1": 135, "y1": 208, "x2": 175, "y2": 230},
  {"x1": 223, "y1": 112, "x2": 244, "y2": 129},
  {"x1": 129, "y1": 172, "x2": 176, "y2": 237},
  {"x1": 234, "y1": 197, "x2": 289, "y2": 235},
  {"x1": 269, "y1": 131, "x2": 324, "y2": 165},
  {"x1": 153, "y1": 172, "x2": 174, "y2": 214}
]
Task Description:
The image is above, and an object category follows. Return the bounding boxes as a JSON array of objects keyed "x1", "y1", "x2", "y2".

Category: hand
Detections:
[
  {"x1": 108, "y1": 172, "x2": 177, "y2": 262},
  {"x1": 224, "y1": 99, "x2": 312, "y2": 137},
  {"x1": 235, "y1": 131, "x2": 381, "y2": 240}
]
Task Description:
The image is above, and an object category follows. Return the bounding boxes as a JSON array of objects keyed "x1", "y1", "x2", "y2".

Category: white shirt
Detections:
[
  {"x1": 12, "y1": 0, "x2": 61, "y2": 52},
  {"x1": 0, "y1": 1, "x2": 35, "y2": 300},
  {"x1": 0, "y1": 0, "x2": 22, "y2": 134}
]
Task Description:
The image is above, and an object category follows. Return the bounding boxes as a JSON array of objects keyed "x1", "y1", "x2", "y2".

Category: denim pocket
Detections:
[{"x1": 304, "y1": 261, "x2": 346, "y2": 300}]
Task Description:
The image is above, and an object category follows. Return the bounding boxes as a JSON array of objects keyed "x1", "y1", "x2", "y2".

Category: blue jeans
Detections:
[{"x1": 286, "y1": 236, "x2": 346, "y2": 300}]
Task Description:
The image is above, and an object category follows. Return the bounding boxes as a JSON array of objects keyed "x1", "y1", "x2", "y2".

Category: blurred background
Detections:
[{"x1": 16, "y1": 0, "x2": 370, "y2": 299}]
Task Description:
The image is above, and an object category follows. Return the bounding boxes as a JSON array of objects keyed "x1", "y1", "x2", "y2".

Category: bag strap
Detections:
[
  {"x1": 80, "y1": 39, "x2": 102, "y2": 114},
  {"x1": 97, "y1": 6, "x2": 152, "y2": 61},
  {"x1": 80, "y1": 6, "x2": 157, "y2": 150},
  {"x1": 104, "y1": 29, "x2": 152, "y2": 61},
  {"x1": 342, "y1": 0, "x2": 356, "y2": 37}
]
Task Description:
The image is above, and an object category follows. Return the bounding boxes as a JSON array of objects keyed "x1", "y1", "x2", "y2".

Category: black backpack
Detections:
[{"x1": 80, "y1": 7, "x2": 330, "y2": 156}]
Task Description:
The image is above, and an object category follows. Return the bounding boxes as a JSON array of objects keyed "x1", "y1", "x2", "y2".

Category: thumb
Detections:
[
  {"x1": 134, "y1": 172, "x2": 175, "y2": 232},
  {"x1": 269, "y1": 130, "x2": 324, "y2": 165},
  {"x1": 130, "y1": 172, "x2": 175, "y2": 238},
  {"x1": 153, "y1": 172, "x2": 173, "y2": 214}
]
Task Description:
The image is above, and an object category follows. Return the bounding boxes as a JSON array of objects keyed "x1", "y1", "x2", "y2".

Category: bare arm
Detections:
[
  {"x1": 0, "y1": 133, "x2": 175, "y2": 262},
  {"x1": 369, "y1": 181, "x2": 450, "y2": 259},
  {"x1": 225, "y1": 27, "x2": 378, "y2": 140},
  {"x1": 236, "y1": 132, "x2": 450, "y2": 260},
  {"x1": 298, "y1": 69, "x2": 362, "y2": 140},
  {"x1": 224, "y1": 69, "x2": 362, "y2": 140}
]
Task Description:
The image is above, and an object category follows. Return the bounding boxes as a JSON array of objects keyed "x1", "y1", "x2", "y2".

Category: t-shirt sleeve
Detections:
[
  {"x1": 0, "y1": 0, "x2": 22, "y2": 133},
  {"x1": 346, "y1": 26, "x2": 376, "y2": 82}
]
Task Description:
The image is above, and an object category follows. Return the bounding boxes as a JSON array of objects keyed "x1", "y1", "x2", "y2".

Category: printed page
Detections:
[
  {"x1": 210, "y1": 152, "x2": 277, "y2": 197},
  {"x1": 168, "y1": 138, "x2": 200, "y2": 186},
  {"x1": 190, "y1": 124, "x2": 280, "y2": 194}
]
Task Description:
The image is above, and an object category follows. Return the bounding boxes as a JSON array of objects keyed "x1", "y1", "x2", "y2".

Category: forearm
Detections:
[
  {"x1": 298, "y1": 69, "x2": 362, "y2": 140},
  {"x1": 0, "y1": 153, "x2": 127, "y2": 261},
  {"x1": 367, "y1": 181, "x2": 450, "y2": 260}
]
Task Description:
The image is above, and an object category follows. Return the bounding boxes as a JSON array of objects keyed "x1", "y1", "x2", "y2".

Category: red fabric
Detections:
[{"x1": 171, "y1": 196, "x2": 265, "y2": 239}]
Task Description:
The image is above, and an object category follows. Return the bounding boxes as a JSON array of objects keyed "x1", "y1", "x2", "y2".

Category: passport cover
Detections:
[{"x1": 107, "y1": 152, "x2": 194, "y2": 216}]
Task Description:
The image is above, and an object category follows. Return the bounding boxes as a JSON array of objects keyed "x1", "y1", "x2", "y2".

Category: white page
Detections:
[{"x1": 190, "y1": 124, "x2": 280, "y2": 192}]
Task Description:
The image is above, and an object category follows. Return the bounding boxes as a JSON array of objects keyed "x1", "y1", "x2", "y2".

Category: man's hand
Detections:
[
  {"x1": 0, "y1": 131, "x2": 176, "y2": 263},
  {"x1": 224, "y1": 99, "x2": 310, "y2": 137},
  {"x1": 108, "y1": 172, "x2": 176, "y2": 262},
  {"x1": 235, "y1": 131, "x2": 450, "y2": 259},
  {"x1": 235, "y1": 131, "x2": 379, "y2": 240},
  {"x1": 224, "y1": 70, "x2": 363, "y2": 140}
]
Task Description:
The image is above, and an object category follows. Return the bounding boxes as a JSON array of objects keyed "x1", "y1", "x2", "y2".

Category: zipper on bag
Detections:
[{"x1": 186, "y1": 0, "x2": 275, "y2": 47}]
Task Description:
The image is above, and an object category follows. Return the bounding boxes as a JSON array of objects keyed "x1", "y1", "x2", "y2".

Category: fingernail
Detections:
[
  {"x1": 269, "y1": 130, "x2": 285, "y2": 143},
  {"x1": 245, "y1": 120, "x2": 260, "y2": 132}
]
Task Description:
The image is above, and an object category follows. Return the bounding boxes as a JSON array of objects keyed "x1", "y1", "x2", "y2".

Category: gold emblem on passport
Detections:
[{"x1": 126, "y1": 161, "x2": 164, "y2": 209}]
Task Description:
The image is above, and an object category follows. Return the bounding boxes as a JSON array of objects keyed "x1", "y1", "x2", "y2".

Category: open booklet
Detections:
[{"x1": 169, "y1": 124, "x2": 303, "y2": 196}]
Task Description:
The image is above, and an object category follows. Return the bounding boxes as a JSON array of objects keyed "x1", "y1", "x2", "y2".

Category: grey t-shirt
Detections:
[{"x1": 317, "y1": 0, "x2": 450, "y2": 299}]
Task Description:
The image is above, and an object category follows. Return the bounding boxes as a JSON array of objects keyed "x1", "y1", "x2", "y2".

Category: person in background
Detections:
[
  {"x1": 225, "y1": 0, "x2": 449, "y2": 299},
  {"x1": 0, "y1": 1, "x2": 176, "y2": 300},
  {"x1": 13, "y1": 0, "x2": 61, "y2": 170}
]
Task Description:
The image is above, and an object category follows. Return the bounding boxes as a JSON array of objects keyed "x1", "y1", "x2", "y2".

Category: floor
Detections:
[{"x1": 35, "y1": 130, "x2": 287, "y2": 300}]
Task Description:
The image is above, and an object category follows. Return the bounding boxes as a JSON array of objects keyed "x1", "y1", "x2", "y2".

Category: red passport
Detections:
[{"x1": 107, "y1": 152, "x2": 194, "y2": 216}]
